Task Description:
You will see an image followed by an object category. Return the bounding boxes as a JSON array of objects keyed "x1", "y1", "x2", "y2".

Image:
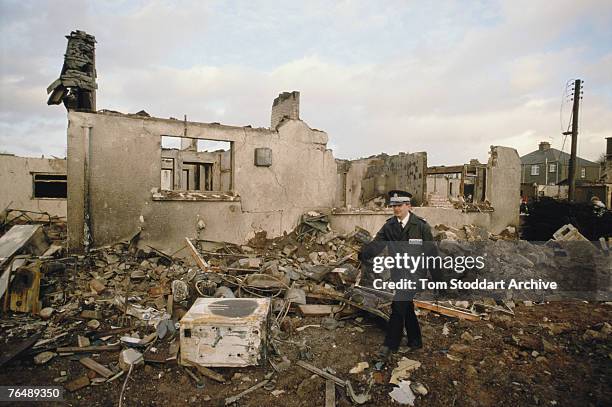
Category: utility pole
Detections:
[{"x1": 567, "y1": 79, "x2": 581, "y2": 202}]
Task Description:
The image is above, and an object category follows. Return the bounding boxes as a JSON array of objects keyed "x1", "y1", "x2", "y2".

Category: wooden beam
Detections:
[
  {"x1": 325, "y1": 379, "x2": 336, "y2": 407},
  {"x1": 414, "y1": 300, "x2": 480, "y2": 321},
  {"x1": 195, "y1": 365, "x2": 225, "y2": 383},
  {"x1": 296, "y1": 360, "x2": 345, "y2": 388},
  {"x1": 85, "y1": 327, "x2": 132, "y2": 339},
  {"x1": 57, "y1": 345, "x2": 121, "y2": 353},
  {"x1": 7, "y1": 265, "x2": 41, "y2": 314},
  {"x1": 297, "y1": 304, "x2": 337, "y2": 316},
  {"x1": 184, "y1": 237, "x2": 210, "y2": 271},
  {"x1": 64, "y1": 375, "x2": 90, "y2": 392},
  {"x1": 79, "y1": 357, "x2": 113, "y2": 378},
  {"x1": 305, "y1": 292, "x2": 390, "y2": 321},
  {"x1": 297, "y1": 360, "x2": 371, "y2": 405},
  {"x1": 427, "y1": 165, "x2": 464, "y2": 175},
  {"x1": 225, "y1": 380, "x2": 269, "y2": 405}
]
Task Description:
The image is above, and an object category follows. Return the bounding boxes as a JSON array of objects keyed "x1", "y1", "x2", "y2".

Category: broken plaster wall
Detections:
[
  {"x1": 335, "y1": 158, "x2": 371, "y2": 208},
  {"x1": 427, "y1": 176, "x2": 462, "y2": 199},
  {"x1": 67, "y1": 111, "x2": 336, "y2": 253},
  {"x1": 331, "y1": 146, "x2": 521, "y2": 236},
  {"x1": 0, "y1": 154, "x2": 67, "y2": 219},
  {"x1": 427, "y1": 175, "x2": 449, "y2": 197},
  {"x1": 485, "y1": 146, "x2": 521, "y2": 231},
  {"x1": 336, "y1": 152, "x2": 427, "y2": 208}
]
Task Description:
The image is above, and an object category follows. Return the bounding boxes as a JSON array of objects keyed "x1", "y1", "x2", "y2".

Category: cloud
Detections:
[{"x1": 0, "y1": 0, "x2": 610, "y2": 165}]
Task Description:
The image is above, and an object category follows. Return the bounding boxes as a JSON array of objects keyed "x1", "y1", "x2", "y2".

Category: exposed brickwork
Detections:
[{"x1": 271, "y1": 91, "x2": 300, "y2": 129}]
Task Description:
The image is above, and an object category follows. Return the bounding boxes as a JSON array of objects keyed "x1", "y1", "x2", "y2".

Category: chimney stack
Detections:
[
  {"x1": 271, "y1": 91, "x2": 300, "y2": 129},
  {"x1": 539, "y1": 141, "x2": 551, "y2": 151},
  {"x1": 47, "y1": 30, "x2": 97, "y2": 112}
]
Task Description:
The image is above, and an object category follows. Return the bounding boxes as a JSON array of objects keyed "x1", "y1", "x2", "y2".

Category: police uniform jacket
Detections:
[{"x1": 359, "y1": 212, "x2": 439, "y2": 299}]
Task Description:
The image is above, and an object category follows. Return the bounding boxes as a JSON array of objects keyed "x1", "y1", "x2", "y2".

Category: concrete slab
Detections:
[{"x1": 0, "y1": 225, "x2": 42, "y2": 265}]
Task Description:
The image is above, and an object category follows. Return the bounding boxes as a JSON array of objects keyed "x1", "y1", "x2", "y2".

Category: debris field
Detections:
[{"x1": 0, "y1": 209, "x2": 610, "y2": 406}]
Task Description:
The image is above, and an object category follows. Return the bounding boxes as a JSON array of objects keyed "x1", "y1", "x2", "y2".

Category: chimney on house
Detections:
[
  {"x1": 271, "y1": 91, "x2": 300, "y2": 129},
  {"x1": 539, "y1": 141, "x2": 551, "y2": 151}
]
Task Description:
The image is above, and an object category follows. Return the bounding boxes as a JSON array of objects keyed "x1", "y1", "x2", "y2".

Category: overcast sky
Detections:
[{"x1": 0, "y1": 0, "x2": 610, "y2": 165}]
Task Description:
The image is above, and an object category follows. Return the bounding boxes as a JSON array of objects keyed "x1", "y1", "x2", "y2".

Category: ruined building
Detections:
[
  {"x1": 1, "y1": 30, "x2": 522, "y2": 254},
  {"x1": 63, "y1": 103, "x2": 521, "y2": 254},
  {"x1": 65, "y1": 97, "x2": 338, "y2": 253},
  {"x1": 331, "y1": 146, "x2": 520, "y2": 238}
]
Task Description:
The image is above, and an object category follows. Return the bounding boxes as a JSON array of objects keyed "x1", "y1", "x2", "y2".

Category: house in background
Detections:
[
  {"x1": 601, "y1": 137, "x2": 612, "y2": 184},
  {"x1": 521, "y1": 141, "x2": 600, "y2": 187},
  {"x1": 520, "y1": 141, "x2": 610, "y2": 205}
]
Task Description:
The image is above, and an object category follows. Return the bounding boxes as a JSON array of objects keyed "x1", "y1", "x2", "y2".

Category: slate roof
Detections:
[{"x1": 520, "y1": 147, "x2": 599, "y2": 166}]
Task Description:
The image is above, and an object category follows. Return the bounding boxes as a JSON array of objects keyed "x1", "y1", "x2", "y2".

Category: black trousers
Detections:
[{"x1": 384, "y1": 300, "x2": 422, "y2": 350}]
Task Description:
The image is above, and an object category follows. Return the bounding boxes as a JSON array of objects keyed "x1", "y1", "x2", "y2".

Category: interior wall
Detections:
[{"x1": 336, "y1": 152, "x2": 428, "y2": 208}]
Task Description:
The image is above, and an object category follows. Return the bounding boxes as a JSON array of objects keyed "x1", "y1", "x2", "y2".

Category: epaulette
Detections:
[{"x1": 412, "y1": 213, "x2": 427, "y2": 223}]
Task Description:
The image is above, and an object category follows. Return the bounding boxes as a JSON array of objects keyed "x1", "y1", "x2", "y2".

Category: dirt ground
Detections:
[{"x1": 1, "y1": 301, "x2": 610, "y2": 407}]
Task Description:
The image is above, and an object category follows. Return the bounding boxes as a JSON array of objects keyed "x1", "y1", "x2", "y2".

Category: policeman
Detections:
[{"x1": 359, "y1": 190, "x2": 438, "y2": 359}]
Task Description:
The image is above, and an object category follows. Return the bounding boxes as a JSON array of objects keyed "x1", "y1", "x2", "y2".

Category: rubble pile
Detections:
[
  {"x1": 0, "y1": 212, "x2": 385, "y2": 402},
  {"x1": 432, "y1": 223, "x2": 610, "y2": 301},
  {"x1": 453, "y1": 199, "x2": 494, "y2": 212},
  {"x1": 1, "y1": 212, "x2": 610, "y2": 405},
  {"x1": 0, "y1": 208, "x2": 66, "y2": 236}
]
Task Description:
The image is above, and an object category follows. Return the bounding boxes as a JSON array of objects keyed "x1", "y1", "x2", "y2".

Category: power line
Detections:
[{"x1": 559, "y1": 79, "x2": 573, "y2": 134}]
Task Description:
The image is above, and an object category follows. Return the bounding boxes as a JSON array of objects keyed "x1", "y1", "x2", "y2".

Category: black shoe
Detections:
[
  {"x1": 376, "y1": 345, "x2": 395, "y2": 359},
  {"x1": 407, "y1": 340, "x2": 423, "y2": 350}
]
